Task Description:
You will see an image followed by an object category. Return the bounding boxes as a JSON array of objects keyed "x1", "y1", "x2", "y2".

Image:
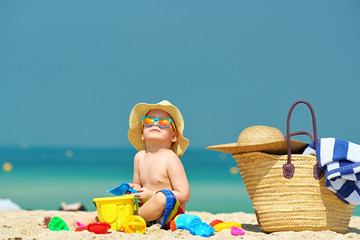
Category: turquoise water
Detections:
[{"x1": 1, "y1": 147, "x2": 359, "y2": 216}]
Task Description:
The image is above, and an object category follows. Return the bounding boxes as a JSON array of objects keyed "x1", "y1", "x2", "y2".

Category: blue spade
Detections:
[{"x1": 107, "y1": 182, "x2": 138, "y2": 196}]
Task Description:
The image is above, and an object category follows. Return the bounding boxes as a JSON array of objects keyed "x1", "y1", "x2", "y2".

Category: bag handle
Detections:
[{"x1": 282, "y1": 100, "x2": 324, "y2": 180}]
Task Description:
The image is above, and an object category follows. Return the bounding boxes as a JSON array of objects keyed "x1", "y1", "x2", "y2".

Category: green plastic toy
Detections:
[{"x1": 48, "y1": 217, "x2": 69, "y2": 231}]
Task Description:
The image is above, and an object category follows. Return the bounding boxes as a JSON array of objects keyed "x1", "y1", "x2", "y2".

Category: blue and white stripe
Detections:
[{"x1": 303, "y1": 138, "x2": 360, "y2": 205}]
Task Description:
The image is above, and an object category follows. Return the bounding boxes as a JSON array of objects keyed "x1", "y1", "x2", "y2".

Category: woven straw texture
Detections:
[{"x1": 234, "y1": 152, "x2": 355, "y2": 233}]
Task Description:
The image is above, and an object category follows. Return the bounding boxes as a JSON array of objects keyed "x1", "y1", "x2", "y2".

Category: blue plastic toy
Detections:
[
  {"x1": 170, "y1": 214, "x2": 214, "y2": 237},
  {"x1": 170, "y1": 214, "x2": 201, "y2": 231},
  {"x1": 189, "y1": 221, "x2": 215, "y2": 237},
  {"x1": 108, "y1": 182, "x2": 138, "y2": 196}
]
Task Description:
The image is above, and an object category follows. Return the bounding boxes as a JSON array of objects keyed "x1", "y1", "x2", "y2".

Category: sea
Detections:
[{"x1": 1, "y1": 147, "x2": 359, "y2": 216}]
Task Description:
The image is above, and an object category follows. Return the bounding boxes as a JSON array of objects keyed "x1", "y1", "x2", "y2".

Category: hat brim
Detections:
[{"x1": 206, "y1": 140, "x2": 308, "y2": 155}]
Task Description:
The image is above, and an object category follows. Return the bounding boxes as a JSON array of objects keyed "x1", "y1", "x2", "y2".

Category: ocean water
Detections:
[{"x1": 1, "y1": 147, "x2": 359, "y2": 216}]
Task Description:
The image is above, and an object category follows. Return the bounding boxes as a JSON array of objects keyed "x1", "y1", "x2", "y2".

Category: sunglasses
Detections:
[{"x1": 141, "y1": 116, "x2": 177, "y2": 131}]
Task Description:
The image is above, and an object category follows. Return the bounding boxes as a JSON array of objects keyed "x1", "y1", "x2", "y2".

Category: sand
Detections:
[{"x1": 1, "y1": 210, "x2": 359, "y2": 240}]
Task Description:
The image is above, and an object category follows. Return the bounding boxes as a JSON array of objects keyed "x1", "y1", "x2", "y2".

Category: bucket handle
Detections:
[
  {"x1": 283, "y1": 100, "x2": 324, "y2": 180},
  {"x1": 134, "y1": 195, "x2": 139, "y2": 215}
]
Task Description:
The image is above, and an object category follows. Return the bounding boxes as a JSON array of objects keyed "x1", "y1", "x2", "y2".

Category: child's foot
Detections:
[{"x1": 43, "y1": 216, "x2": 51, "y2": 228}]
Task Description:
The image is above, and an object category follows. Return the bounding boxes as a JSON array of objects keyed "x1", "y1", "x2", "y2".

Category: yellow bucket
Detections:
[{"x1": 93, "y1": 195, "x2": 138, "y2": 231}]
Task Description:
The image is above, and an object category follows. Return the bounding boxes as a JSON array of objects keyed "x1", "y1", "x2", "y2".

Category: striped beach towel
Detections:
[{"x1": 303, "y1": 138, "x2": 360, "y2": 205}]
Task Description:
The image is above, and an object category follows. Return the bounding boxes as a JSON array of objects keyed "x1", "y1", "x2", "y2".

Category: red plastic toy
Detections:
[
  {"x1": 209, "y1": 219, "x2": 223, "y2": 227},
  {"x1": 75, "y1": 222, "x2": 111, "y2": 234}
]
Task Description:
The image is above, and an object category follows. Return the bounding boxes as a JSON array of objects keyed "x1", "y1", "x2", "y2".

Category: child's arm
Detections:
[
  {"x1": 167, "y1": 154, "x2": 190, "y2": 205},
  {"x1": 130, "y1": 152, "x2": 142, "y2": 192}
]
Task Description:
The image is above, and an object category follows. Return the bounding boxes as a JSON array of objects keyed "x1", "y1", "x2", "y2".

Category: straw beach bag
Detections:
[{"x1": 233, "y1": 100, "x2": 355, "y2": 233}]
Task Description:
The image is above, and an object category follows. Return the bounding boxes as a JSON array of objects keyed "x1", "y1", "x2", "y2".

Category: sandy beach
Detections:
[{"x1": 1, "y1": 210, "x2": 359, "y2": 240}]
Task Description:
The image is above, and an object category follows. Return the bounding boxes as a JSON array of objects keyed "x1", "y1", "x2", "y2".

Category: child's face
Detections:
[{"x1": 141, "y1": 109, "x2": 178, "y2": 144}]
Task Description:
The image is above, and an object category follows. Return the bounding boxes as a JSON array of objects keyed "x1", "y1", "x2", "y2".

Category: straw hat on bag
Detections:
[
  {"x1": 206, "y1": 125, "x2": 308, "y2": 155},
  {"x1": 128, "y1": 100, "x2": 189, "y2": 157}
]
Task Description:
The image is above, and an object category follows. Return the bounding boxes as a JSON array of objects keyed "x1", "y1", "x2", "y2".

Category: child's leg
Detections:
[
  {"x1": 138, "y1": 191, "x2": 166, "y2": 222},
  {"x1": 43, "y1": 211, "x2": 98, "y2": 230}
]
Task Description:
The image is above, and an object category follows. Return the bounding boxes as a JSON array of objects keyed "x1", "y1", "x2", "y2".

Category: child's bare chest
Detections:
[{"x1": 138, "y1": 157, "x2": 170, "y2": 188}]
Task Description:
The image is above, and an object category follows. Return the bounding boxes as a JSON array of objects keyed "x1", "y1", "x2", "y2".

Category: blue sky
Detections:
[{"x1": 1, "y1": 1, "x2": 359, "y2": 149}]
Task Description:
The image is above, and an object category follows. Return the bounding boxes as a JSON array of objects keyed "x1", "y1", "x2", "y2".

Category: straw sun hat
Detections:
[
  {"x1": 206, "y1": 125, "x2": 309, "y2": 155},
  {"x1": 128, "y1": 100, "x2": 189, "y2": 157}
]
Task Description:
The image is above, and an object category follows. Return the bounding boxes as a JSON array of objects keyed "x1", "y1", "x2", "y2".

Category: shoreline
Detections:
[{"x1": 1, "y1": 210, "x2": 360, "y2": 239}]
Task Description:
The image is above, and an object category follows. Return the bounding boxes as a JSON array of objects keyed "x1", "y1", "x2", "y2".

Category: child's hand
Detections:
[
  {"x1": 129, "y1": 183, "x2": 141, "y2": 193},
  {"x1": 134, "y1": 187, "x2": 155, "y2": 203}
]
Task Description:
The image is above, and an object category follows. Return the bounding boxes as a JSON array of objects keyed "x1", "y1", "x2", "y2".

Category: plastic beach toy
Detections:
[
  {"x1": 123, "y1": 215, "x2": 146, "y2": 234},
  {"x1": 170, "y1": 214, "x2": 201, "y2": 231},
  {"x1": 170, "y1": 214, "x2": 214, "y2": 237},
  {"x1": 76, "y1": 216, "x2": 146, "y2": 234},
  {"x1": 75, "y1": 222, "x2": 111, "y2": 234},
  {"x1": 75, "y1": 221, "x2": 88, "y2": 232},
  {"x1": 108, "y1": 183, "x2": 138, "y2": 196},
  {"x1": 231, "y1": 226, "x2": 245, "y2": 236},
  {"x1": 48, "y1": 217, "x2": 69, "y2": 231},
  {"x1": 76, "y1": 221, "x2": 86, "y2": 228},
  {"x1": 189, "y1": 221, "x2": 215, "y2": 237},
  {"x1": 93, "y1": 195, "x2": 140, "y2": 231},
  {"x1": 209, "y1": 219, "x2": 223, "y2": 227},
  {"x1": 213, "y1": 222, "x2": 242, "y2": 232},
  {"x1": 88, "y1": 222, "x2": 111, "y2": 234},
  {"x1": 75, "y1": 226, "x2": 89, "y2": 232}
]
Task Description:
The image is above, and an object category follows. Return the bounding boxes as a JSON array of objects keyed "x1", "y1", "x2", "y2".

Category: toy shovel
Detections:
[{"x1": 108, "y1": 182, "x2": 138, "y2": 196}]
